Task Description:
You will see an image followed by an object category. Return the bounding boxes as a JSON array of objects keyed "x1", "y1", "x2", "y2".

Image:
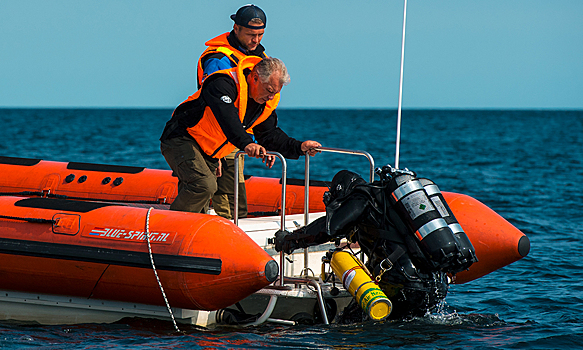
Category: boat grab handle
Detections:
[
  {"x1": 303, "y1": 147, "x2": 375, "y2": 268},
  {"x1": 235, "y1": 151, "x2": 287, "y2": 287}
]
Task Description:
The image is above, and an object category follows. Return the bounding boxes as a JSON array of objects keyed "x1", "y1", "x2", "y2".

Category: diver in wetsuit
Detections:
[{"x1": 274, "y1": 168, "x2": 477, "y2": 320}]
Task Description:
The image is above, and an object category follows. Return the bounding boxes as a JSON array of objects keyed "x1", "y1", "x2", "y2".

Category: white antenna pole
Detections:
[{"x1": 395, "y1": 0, "x2": 408, "y2": 169}]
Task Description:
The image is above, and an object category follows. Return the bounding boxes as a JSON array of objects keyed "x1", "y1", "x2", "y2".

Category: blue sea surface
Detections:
[{"x1": 1, "y1": 108, "x2": 582, "y2": 349}]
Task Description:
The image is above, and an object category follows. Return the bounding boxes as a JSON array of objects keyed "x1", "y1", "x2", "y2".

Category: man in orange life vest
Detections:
[
  {"x1": 198, "y1": 4, "x2": 269, "y2": 220},
  {"x1": 160, "y1": 56, "x2": 321, "y2": 214}
]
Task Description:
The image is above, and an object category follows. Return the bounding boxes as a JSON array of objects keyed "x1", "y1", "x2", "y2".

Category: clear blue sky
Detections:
[{"x1": 1, "y1": 1, "x2": 581, "y2": 109}]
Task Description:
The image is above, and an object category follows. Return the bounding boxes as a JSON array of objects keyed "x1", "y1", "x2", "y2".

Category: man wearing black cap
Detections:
[
  {"x1": 196, "y1": 4, "x2": 269, "y2": 220},
  {"x1": 197, "y1": 4, "x2": 268, "y2": 87}
]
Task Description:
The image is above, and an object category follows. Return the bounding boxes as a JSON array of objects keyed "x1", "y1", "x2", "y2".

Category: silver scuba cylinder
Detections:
[
  {"x1": 386, "y1": 170, "x2": 461, "y2": 268},
  {"x1": 419, "y1": 178, "x2": 478, "y2": 272}
]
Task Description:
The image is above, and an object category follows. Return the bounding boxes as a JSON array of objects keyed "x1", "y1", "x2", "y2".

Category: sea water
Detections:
[{"x1": 0, "y1": 108, "x2": 582, "y2": 349}]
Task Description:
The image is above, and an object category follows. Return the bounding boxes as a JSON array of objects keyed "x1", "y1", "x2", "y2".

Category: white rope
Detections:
[
  {"x1": 395, "y1": 0, "x2": 408, "y2": 169},
  {"x1": 145, "y1": 207, "x2": 180, "y2": 332}
]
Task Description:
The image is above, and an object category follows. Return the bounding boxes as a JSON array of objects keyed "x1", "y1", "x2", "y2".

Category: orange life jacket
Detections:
[
  {"x1": 196, "y1": 33, "x2": 267, "y2": 87},
  {"x1": 186, "y1": 56, "x2": 280, "y2": 159}
]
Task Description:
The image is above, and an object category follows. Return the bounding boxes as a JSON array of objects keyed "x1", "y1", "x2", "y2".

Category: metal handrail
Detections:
[
  {"x1": 312, "y1": 147, "x2": 375, "y2": 182},
  {"x1": 302, "y1": 146, "x2": 375, "y2": 224},
  {"x1": 232, "y1": 147, "x2": 375, "y2": 325},
  {"x1": 234, "y1": 151, "x2": 287, "y2": 286},
  {"x1": 302, "y1": 147, "x2": 375, "y2": 272},
  {"x1": 286, "y1": 277, "x2": 330, "y2": 325}
]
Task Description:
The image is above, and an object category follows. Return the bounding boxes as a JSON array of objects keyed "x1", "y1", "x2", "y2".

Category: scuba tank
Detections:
[
  {"x1": 381, "y1": 166, "x2": 462, "y2": 269},
  {"x1": 330, "y1": 250, "x2": 392, "y2": 321},
  {"x1": 419, "y1": 178, "x2": 478, "y2": 272}
]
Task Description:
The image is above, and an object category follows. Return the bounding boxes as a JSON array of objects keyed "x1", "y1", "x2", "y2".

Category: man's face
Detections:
[
  {"x1": 233, "y1": 24, "x2": 264, "y2": 51},
  {"x1": 248, "y1": 71, "x2": 282, "y2": 104}
]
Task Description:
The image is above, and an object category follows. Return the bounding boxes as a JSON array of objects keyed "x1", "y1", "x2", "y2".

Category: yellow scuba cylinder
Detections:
[{"x1": 330, "y1": 250, "x2": 392, "y2": 321}]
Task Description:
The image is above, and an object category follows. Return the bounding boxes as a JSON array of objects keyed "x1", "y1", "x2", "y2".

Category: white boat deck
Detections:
[
  {"x1": 236, "y1": 211, "x2": 326, "y2": 249},
  {"x1": 235, "y1": 212, "x2": 336, "y2": 278}
]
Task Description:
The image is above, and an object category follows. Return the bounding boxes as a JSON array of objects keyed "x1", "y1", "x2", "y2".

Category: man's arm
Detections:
[
  {"x1": 202, "y1": 53, "x2": 235, "y2": 79},
  {"x1": 253, "y1": 110, "x2": 304, "y2": 159}
]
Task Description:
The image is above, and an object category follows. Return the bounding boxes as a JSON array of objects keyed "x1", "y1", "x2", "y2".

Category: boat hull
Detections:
[
  {"x1": 442, "y1": 192, "x2": 530, "y2": 283},
  {"x1": 0, "y1": 156, "x2": 529, "y2": 287},
  {"x1": 0, "y1": 196, "x2": 277, "y2": 311}
]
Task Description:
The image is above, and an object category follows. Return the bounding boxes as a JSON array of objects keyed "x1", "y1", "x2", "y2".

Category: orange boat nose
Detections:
[{"x1": 443, "y1": 192, "x2": 530, "y2": 284}]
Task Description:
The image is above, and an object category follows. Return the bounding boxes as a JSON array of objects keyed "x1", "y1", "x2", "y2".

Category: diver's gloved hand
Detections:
[
  {"x1": 274, "y1": 228, "x2": 313, "y2": 254},
  {"x1": 274, "y1": 229, "x2": 292, "y2": 254}
]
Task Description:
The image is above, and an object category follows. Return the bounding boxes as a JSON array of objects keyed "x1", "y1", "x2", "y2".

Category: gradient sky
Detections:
[{"x1": 1, "y1": 1, "x2": 581, "y2": 109}]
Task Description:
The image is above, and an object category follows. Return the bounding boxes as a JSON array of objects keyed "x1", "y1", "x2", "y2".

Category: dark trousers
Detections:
[
  {"x1": 160, "y1": 136, "x2": 219, "y2": 214},
  {"x1": 212, "y1": 149, "x2": 248, "y2": 219}
]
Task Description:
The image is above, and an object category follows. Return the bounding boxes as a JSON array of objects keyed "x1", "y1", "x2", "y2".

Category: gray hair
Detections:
[{"x1": 254, "y1": 57, "x2": 291, "y2": 86}]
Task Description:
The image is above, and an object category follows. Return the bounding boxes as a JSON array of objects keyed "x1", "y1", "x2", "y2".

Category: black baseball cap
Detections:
[{"x1": 230, "y1": 4, "x2": 266, "y2": 29}]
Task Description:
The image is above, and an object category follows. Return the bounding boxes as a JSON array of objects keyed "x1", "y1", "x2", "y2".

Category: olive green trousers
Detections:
[
  {"x1": 212, "y1": 149, "x2": 248, "y2": 219},
  {"x1": 160, "y1": 136, "x2": 219, "y2": 214}
]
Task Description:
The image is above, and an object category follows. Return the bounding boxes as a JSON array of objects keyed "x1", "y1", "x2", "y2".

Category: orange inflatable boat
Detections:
[
  {"x1": 0, "y1": 195, "x2": 277, "y2": 311},
  {"x1": 0, "y1": 155, "x2": 529, "y2": 295}
]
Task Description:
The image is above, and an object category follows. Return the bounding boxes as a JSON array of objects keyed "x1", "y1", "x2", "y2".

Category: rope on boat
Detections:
[
  {"x1": 0, "y1": 191, "x2": 67, "y2": 198},
  {"x1": 0, "y1": 214, "x2": 55, "y2": 224},
  {"x1": 0, "y1": 191, "x2": 169, "y2": 205},
  {"x1": 145, "y1": 207, "x2": 180, "y2": 332}
]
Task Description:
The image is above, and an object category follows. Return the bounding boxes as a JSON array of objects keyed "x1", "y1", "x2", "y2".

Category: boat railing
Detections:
[
  {"x1": 302, "y1": 146, "x2": 375, "y2": 224},
  {"x1": 233, "y1": 147, "x2": 374, "y2": 275},
  {"x1": 234, "y1": 151, "x2": 287, "y2": 288},
  {"x1": 301, "y1": 147, "x2": 374, "y2": 274},
  {"x1": 233, "y1": 147, "x2": 374, "y2": 224},
  {"x1": 233, "y1": 147, "x2": 374, "y2": 326}
]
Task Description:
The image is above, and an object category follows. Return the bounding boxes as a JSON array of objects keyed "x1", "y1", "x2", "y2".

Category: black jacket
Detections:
[{"x1": 160, "y1": 70, "x2": 303, "y2": 160}]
